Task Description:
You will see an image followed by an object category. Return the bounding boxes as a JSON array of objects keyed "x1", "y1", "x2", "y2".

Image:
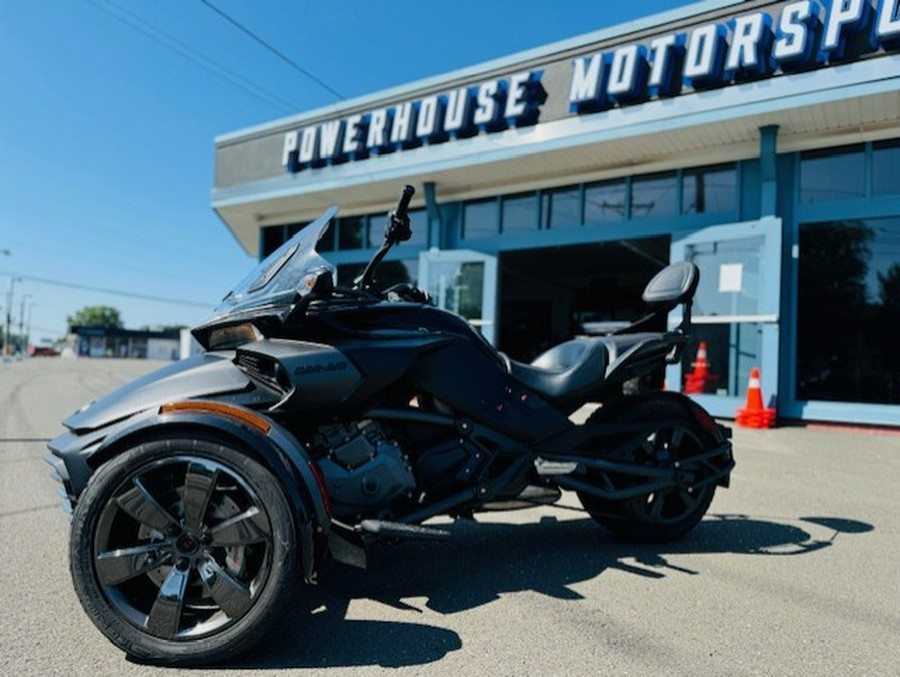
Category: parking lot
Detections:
[{"x1": 1, "y1": 357, "x2": 898, "y2": 676}]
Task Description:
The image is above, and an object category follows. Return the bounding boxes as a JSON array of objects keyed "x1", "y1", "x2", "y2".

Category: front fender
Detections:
[{"x1": 47, "y1": 403, "x2": 330, "y2": 580}]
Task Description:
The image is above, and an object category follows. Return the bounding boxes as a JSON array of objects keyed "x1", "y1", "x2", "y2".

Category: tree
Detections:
[{"x1": 67, "y1": 305, "x2": 124, "y2": 329}]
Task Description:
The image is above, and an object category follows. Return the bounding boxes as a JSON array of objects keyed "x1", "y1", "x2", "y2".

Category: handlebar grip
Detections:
[{"x1": 396, "y1": 185, "x2": 415, "y2": 217}]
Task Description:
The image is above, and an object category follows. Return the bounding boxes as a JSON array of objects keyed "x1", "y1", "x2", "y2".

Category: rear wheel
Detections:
[
  {"x1": 577, "y1": 398, "x2": 717, "y2": 542},
  {"x1": 69, "y1": 436, "x2": 297, "y2": 665}
]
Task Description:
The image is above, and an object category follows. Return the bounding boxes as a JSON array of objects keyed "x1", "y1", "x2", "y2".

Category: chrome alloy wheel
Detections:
[{"x1": 92, "y1": 456, "x2": 273, "y2": 640}]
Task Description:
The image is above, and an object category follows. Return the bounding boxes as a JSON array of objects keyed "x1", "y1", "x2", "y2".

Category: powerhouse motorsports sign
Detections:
[{"x1": 282, "y1": 0, "x2": 899, "y2": 173}]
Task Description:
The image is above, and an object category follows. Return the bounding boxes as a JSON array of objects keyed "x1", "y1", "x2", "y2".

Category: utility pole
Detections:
[
  {"x1": 19, "y1": 293, "x2": 31, "y2": 353},
  {"x1": 5, "y1": 277, "x2": 21, "y2": 356}
]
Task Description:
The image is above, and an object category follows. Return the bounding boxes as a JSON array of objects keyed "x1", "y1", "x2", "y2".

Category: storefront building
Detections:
[{"x1": 211, "y1": 0, "x2": 900, "y2": 425}]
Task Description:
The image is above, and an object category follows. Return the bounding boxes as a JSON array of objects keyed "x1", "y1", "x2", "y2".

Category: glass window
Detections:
[
  {"x1": 338, "y1": 215, "x2": 366, "y2": 250},
  {"x1": 680, "y1": 324, "x2": 763, "y2": 397},
  {"x1": 542, "y1": 186, "x2": 581, "y2": 229},
  {"x1": 366, "y1": 208, "x2": 428, "y2": 248},
  {"x1": 797, "y1": 217, "x2": 900, "y2": 404},
  {"x1": 337, "y1": 260, "x2": 418, "y2": 290},
  {"x1": 686, "y1": 236, "x2": 764, "y2": 317},
  {"x1": 872, "y1": 140, "x2": 900, "y2": 196},
  {"x1": 631, "y1": 172, "x2": 678, "y2": 220},
  {"x1": 407, "y1": 209, "x2": 428, "y2": 246},
  {"x1": 501, "y1": 192, "x2": 539, "y2": 233},
  {"x1": 682, "y1": 164, "x2": 737, "y2": 214},
  {"x1": 800, "y1": 145, "x2": 865, "y2": 203},
  {"x1": 261, "y1": 225, "x2": 285, "y2": 258},
  {"x1": 584, "y1": 180, "x2": 626, "y2": 224},
  {"x1": 463, "y1": 199, "x2": 499, "y2": 239}
]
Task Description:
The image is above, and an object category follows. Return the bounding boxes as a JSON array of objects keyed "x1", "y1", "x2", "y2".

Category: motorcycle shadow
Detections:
[{"x1": 231, "y1": 512, "x2": 872, "y2": 670}]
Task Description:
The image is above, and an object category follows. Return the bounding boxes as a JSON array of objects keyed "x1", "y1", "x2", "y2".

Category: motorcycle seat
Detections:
[
  {"x1": 505, "y1": 332, "x2": 665, "y2": 404},
  {"x1": 506, "y1": 337, "x2": 608, "y2": 403}
]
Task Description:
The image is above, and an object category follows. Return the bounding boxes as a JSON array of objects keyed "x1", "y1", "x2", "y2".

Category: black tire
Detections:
[
  {"x1": 69, "y1": 435, "x2": 297, "y2": 665},
  {"x1": 577, "y1": 397, "x2": 717, "y2": 542}
]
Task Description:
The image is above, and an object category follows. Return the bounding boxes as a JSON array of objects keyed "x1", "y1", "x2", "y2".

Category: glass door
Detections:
[
  {"x1": 668, "y1": 217, "x2": 782, "y2": 418},
  {"x1": 419, "y1": 249, "x2": 498, "y2": 345}
]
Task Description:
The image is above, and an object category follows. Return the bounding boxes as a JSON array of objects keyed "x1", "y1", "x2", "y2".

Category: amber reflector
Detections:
[{"x1": 159, "y1": 401, "x2": 272, "y2": 434}]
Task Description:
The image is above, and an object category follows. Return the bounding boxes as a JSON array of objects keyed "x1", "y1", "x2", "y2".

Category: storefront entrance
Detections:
[{"x1": 497, "y1": 237, "x2": 670, "y2": 362}]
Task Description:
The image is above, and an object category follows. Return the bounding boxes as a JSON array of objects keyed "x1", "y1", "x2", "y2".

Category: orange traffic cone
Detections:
[
  {"x1": 684, "y1": 341, "x2": 718, "y2": 394},
  {"x1": 735, "y1": 367, "x2": 776, "y2": 428}
]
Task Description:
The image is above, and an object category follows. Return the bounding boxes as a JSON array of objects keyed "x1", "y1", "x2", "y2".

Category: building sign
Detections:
[
  {"x1": 282, "y1": 71, "x2": 544, "y2": 172},
  {"x1": 570, "y1": 0, "x2": 900, "y2": 112},
  {"x1": 282, "y1": 0, "x2": 899, "y2": 174}
]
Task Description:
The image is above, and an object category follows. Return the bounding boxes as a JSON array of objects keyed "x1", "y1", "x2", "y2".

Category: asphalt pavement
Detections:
[{"x1": 1, "y1": 357, "x2": 898, "y2": 676}]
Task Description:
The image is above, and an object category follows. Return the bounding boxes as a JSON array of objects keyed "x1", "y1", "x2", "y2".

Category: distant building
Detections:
[{"x1": 70, "y1": 326, "x2": 180, "y2": 360}]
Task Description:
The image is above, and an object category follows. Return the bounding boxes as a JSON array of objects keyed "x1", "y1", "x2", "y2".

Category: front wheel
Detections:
[
  {"x1": 577, "y1": 398, "x2": 718, "y2": 542},
  {"x1": 69, "y1": 436, "x2": 297, "y2": 665}
]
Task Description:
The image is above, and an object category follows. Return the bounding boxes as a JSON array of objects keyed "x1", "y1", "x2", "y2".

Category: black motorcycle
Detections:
[{"x1": 47, "y1": 185, "x2": 733, "y2": 665}]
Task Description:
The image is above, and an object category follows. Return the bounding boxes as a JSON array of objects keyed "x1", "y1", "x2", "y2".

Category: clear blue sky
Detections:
[{"x1": 1, "y1": 0, "x2": 687, "y2": 345}]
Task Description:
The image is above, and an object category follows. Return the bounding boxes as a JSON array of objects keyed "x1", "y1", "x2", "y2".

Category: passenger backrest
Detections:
[{"x1": 642, "y1": 261, "x2": 699, "y2": 308}]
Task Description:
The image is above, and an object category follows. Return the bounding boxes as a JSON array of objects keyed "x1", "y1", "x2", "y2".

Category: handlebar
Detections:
[{"x1": 356, "y1": 185, "x2": 416, "y2": 293}]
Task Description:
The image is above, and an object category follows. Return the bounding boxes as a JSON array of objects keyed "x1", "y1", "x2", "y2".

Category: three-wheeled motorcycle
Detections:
[{"x1": 47, "y1": 185, "x2": 733, "y2": 664}]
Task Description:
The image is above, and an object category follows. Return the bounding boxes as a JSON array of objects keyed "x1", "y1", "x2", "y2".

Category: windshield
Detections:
[{"x1": 203, "y1": 206, "x2": 338, "y2": 324}]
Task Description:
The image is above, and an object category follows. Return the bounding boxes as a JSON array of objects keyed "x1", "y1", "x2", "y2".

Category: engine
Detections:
[{"x1": 312, "y1": 420, "x2": 417, "y2": 520}]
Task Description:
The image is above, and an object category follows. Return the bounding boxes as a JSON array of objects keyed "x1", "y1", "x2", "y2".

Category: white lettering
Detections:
[
  {"x1": 299, "y1": 127, "x2": 317, "y2": 163},
  {"x1": 726, "y1": 13, "x2": 769, "y2": 71},
  {"x1": 366, "y1": 108, "x2": 391, "y2": 149},
  {"x1": 318, "y1": 120, "x2": 343, "y2": 160},
  {"x1": 569, "y1": 54, "x2": 603, "y2": 102},
  {"x1": 281, "y1": 130, "x2": 298, "y2": 167},
  {"x1": 648, "y1": 34, "x2": 679, "y2": 89},
  {"x1": 342, "y1": 114, "x2": 364, "y2": 155},
  {"x1": 607, "y1": 45, "x2": 643, "y2": 97},
  {"x1": 444, "y1": 87, "x2": 471, "y2": 133},
  {"x1": 685, "y1": 24, "x2": 723, "y2": 81},
  {"x1": 473, "y1": 80, "x2": 499, "y2": 126},
  {"x1": 774, "y1": 1, "x2": 817, "y2": 62},
  {"x1": 416, "y1": 95, "x2": 440, "y2": 137},
  {"x1": 876, "y1": 0, "x2": 900, "y2": 41},
  {"x1": 504, "y1": 71, "x2": 532, "y2": 118},
  {"x1": 390, "y1": 102, "x2": 415, "y2": 144},
  {"x1": 823, "y1": 0, "x2": 866, "y2": 53}
]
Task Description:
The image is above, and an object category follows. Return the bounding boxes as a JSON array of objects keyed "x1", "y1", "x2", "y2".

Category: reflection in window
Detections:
[
  {"x1": 682, "y1": 164, "x2": 737, "y2": 214},
  {"x1": 584, "y1": 180, "x2": 626, "y2": 223},
  {"x1": 800, "y1": 145, "x2": 864, "y2": 202},
  {"x1": 631, "y1": 172, "x2": 677, "y2": 219},
  {"x1": 542, "y1": 187, "x2": 581, "y2": 229},
  {"x1": 463, "y1": 199, "x2": 499, "y2": 239},
  {"x1": 686, "y1": 236, "x2": 763, "y2": 317},
  {"x1": 872, "y1": 140, "x2": 900, "y2": 196},
  {"x1": 680, "y1": 325, "x2": 762, "y2": 397},
  {"x1": 797, "y1": 217, "x2": 900, "y2": 404},
  {"x1": 338, "y1": 215, "x2": 366, "y2": 250},
  {"x1": 502, "y1": 192, "x2": 538, "y2": 233}
]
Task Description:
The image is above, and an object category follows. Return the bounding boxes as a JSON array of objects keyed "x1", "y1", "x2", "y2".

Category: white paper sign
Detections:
[{"x1": 719, "y1": 263, "x2": 743, "y2": 293}]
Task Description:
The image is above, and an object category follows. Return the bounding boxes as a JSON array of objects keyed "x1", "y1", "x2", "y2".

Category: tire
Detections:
[
  {"x1": 577, "y1": 398, "x2": 717, "y2": 542},
  {"x1": 69, "y1": 435, "x2": 297, "y2": 665}
]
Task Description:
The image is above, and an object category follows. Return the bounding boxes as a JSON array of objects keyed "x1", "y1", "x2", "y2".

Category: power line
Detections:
[
  {"x1": 0, "y1": 271, "x2": 211, "y2": 309},
  {"x1": 85, "y1": 0, "x2": 300, "y2": 114},
  {"x1": 197, "y1": 0, "x2": 345, "y2": 101}
]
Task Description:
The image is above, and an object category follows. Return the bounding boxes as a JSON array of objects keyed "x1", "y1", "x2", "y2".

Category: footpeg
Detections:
[{"x1": 358, "y1": 519, "x2": 451, "y2": 541}]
